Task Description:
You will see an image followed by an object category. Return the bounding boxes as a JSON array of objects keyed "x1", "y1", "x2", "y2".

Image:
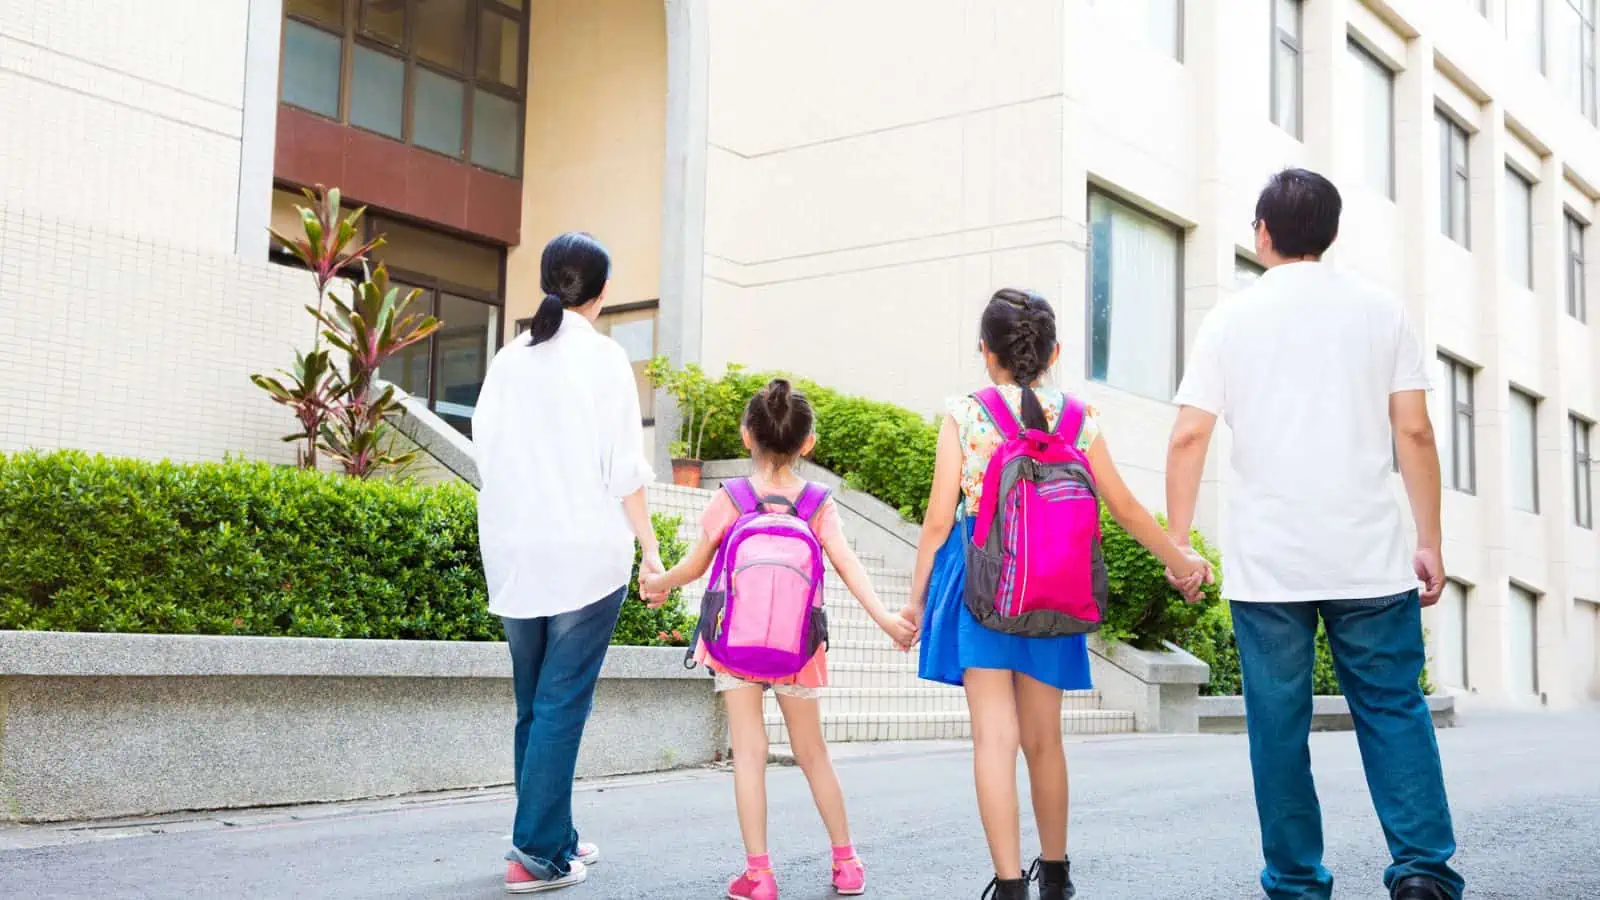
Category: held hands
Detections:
[
  {"x1": 877, "y1": 607, "x2": 919, "y2": 652},
  {"x1": 638, "y1": 553, "x2": 670, "y2": 608},
  {"x1": 1164, "y1": 545, "x2": 1215, "y2": 604}
]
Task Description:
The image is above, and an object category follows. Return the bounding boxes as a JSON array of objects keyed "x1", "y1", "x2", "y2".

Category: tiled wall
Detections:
[
  {"x1": 0, "y1": 0, "x2": 249, "y2": 253},
  {"x1": 0, "y1": 205, "x2": 307, "y2": 463}
]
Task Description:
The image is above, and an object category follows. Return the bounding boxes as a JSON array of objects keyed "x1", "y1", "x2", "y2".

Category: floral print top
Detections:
[{"x1": 946, "y1": 385, "x2": 1101, "y2": 514}]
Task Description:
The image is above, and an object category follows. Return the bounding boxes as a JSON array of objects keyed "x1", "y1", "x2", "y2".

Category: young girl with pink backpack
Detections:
[
  {"x1": 898, "y1": 289, "x2": 1212, "y2": 900},
  {"x1": 641, "y1": 379, "x2": 917, "y2": 900}
]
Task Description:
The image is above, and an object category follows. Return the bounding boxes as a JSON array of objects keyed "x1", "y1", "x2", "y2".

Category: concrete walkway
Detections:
[{"x1": 3, "y1": 711, "x2": 1596, "y2": 899}]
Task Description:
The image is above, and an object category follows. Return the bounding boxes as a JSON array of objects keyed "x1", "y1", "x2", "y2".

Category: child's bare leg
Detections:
[
  {"x1": 725, "y1": 685, "x2": 770, "y2": 856},
  {"x1": 1015, "y1": 672, "x2": 1069, "y2": 860},
  {"x1": 774, "y1": 691, "x2": 851, "y2": 846},
  {"x1": 965, "y1": 668, "x2": 1023, "y2": 879}
]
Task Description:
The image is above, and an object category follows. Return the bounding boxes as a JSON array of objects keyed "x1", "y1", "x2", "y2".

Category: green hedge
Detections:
[{"x1": 0, "y1": 451, "x2": 692, "y2": 646}]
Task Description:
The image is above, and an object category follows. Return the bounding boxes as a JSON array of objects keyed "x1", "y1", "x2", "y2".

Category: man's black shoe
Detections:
[{"x1": 1391, "y1": 875, "x2": 1449, "y2": 900}]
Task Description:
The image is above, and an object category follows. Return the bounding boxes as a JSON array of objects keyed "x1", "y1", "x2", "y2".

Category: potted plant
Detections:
[{"x1": 648, "y1": 358, "x2": 720, "y2": 488}]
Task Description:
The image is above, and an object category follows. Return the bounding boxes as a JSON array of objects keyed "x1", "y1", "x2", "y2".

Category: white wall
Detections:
[{"x1": 0, "y1": 0, "x2": 254, "y2": 254}]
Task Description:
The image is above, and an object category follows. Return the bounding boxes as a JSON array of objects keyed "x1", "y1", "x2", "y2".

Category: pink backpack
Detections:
[
  {"x1": 686, "y1": 478, "x2": 831, "y2": 679},
  {"x1": 964, "y1": 387, "x2": 1108, "y2": 636}
]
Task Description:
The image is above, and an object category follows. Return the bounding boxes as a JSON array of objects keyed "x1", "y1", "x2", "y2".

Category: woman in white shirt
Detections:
[{"x1": 472, "y1": 232, "x2": 663, "y2": 894}]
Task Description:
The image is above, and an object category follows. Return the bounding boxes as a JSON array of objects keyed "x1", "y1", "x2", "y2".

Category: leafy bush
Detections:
[
  {"x1": 0, "y1": 451, "x2": 688, "y2": 646},
  {"x1": 1181, "y1": 601, "x2": 1434, "y2": 697},
  {"x1": 1098, "y1": 509, "x2": 1223, "y2": 650}
]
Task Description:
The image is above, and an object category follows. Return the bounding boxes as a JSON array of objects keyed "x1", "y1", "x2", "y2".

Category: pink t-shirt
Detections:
[{"x1": 692, "y1": 480, "x2": 840, "y2": 688}]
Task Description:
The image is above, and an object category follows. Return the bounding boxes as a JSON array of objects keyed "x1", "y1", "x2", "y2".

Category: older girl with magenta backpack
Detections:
[
  {"x1": 641, "y1": 379, "x2": 917, "y2": 900},
  {"x1": 898, "y1": 289, "x2": 1213, "y2": 900}
]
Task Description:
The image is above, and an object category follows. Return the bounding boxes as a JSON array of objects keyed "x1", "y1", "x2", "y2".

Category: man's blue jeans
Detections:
[
  {"x1": 1231, "y1": 591, "x2": 1464, "y2": 900},
  {"x1": 501, "y1": 585, "x2": 626, "y2": 880}
]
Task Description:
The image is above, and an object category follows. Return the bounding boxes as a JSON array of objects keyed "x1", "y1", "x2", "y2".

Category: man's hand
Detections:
[{"x1": 1414, "y1": 547, "x2": 1445, "y2": 607}]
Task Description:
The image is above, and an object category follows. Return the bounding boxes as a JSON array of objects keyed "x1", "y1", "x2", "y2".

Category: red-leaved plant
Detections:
[{"x1": 252, "y1": 185, "x2": 440, "y2": 477}]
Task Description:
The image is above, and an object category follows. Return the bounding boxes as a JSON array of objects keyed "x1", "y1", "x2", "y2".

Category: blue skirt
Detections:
[{"x1": 917, "y1": 519, "x2": 1093, "y2": 692}]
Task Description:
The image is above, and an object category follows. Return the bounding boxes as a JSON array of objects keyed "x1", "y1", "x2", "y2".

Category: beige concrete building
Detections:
[{"x1": 1, "y1": 0, "x2": 1596, "y2": 706}]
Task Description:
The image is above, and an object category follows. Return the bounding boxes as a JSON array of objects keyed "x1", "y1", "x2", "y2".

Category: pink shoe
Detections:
[
  {"x1": 727, "y1": 867, "x2": 779, "y2": 900},
  {"x1": 504, "y1": 859, "x2": 587, "y2": 894},
  {"x1": 831, "y1": 856, "x2": 866, "y2": 895}
]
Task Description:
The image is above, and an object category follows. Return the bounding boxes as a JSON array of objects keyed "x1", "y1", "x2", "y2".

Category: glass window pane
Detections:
[
  {"x1": 1510, "y1": 390, "x2": 1539, "y2": 511},
  {"x1": 1145, "y1": 0, "x2": 1181, "y2": 59},
  {"x1": 416, "y1": 0, "x2": 470, "y2": 71},
  {"x1": 371, "y1": 216, "x2": 503, "y2": 291},
  {"x1": 379, "y1": 286, "x2": 435, "y2": 401},
  {"x1": 434, "y1": 294, "x2": 498, "y2": 435},
  {"x1": 1505, "y1": 170, "x2": 1534, "y2": 288},
  {"x1": 1351, "y1": 43, "x2": 1394, "y2": 198},
  {"x1": 1455, "y1": 410, "x2": 1474, "y2": 491},
  {"x1": 1276, "y1": 0, "x2": 1301, "y2": 40},
  {"x1": 1508, "y1": 586, "x2": 1539, "y2": 696},
  {"x1": 281, "y1": 21, "x2": 342, "y2": 118},
  {"x1": 1451, "y1": 172, "x2": 1470, "y2": 244},
  {"x1": 1087, "y1": 192, "x2": 1181, "y2": 400},
  {"x1": 597, "y1": 308, "x2": 658, "y2": 420},
  {"x1": 1438, "y1": 363, "x2": 1457, "y2": 488},
  {"x1": 349, "y1": 47, "x2": 405, "y2": 138},
  {"x1": 1434, "y1": 581, "x2": 1468, "y2": 689},
  {"x1": 287, "y1": 0, "x2": 343, "y2": 27},
  {"x1": 471, "y1": 89, "x2": 520, "y2": 174},
  {"x1": 413, "y1": 70, "x2": 466, "y2": 157},
  {"x1": 478, "y1": 10, "x2": 521, "y2": 85},
  {"x1": 1275, "y1": 45, "x2": 1301, "y2": 136},
  {"x1": 359, "y1": 0, "x2": 405, "y2": 47}
]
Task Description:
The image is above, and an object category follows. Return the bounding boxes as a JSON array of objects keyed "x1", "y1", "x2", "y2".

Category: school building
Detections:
[{"x1": 0, "y1": 0, "x2": 1597, "y2": 707}]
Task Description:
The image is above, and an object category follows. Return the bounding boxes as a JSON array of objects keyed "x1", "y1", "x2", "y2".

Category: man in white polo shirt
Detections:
[{"x1": 1164, "y1": 169, "x2": 1462, "y2": 900}]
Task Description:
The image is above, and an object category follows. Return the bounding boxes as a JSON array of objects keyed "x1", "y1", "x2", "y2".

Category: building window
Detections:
[
  {"x1": 599, "y1": 302, "x2": 660, "y2": 424},
  {"x1": 1506, "y1": 169, "x2": 1536, "y2": 288},
  {"x1": 1575, "y1": 415, "x2": 1594, "y2": 528},
  {"x1": 1088, "y1": 190, "x2": 1183, "y2": 401},
  {"x1": 1439, "y1": 354, "x2": 1477, "y2": 493},
  {"x1": 1568, "y1": 213, "x2": 1588, "y2": 321},
  {"x1": 1510, "y1": 0, "x2": 1548, "y2": 74},
  {"x1": 1148, "y1": 0, "x2": 1184, "y2": 60},
  {"x1": 1271, "y1": 0, "x2": 1304, "y2": 138},
  {"x1": 1434, "y1": 579, "x2": 1470, "y2": 690},
  {"x1": 1234, "y1": 255, "x2": 1264, "y2": 289},
  {"x1": 278, "y1": 0, "x2": 527, "y2": 176},
  {"x1": 1510, "y1": 388, "x2": 1541, "y2": 512},
  {"x1": 1508, "y1": 584, "x2": 1541, "y2": 697},
  {"x1": 1350, "y1": 40, "x2": 1396, "y2": 199},
  {"x1": 1438, "y1": 113, "x2": 1471, "y2": 246},
  {"x1": 1556, "y1": 0, "x2": 1599, "y2": 121},
  {"x1": 368, "y1": 216, "x2": 505, "y2": 437}
]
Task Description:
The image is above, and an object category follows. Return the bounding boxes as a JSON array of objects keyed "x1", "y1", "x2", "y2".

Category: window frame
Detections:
[
  {"x1": 1440, "y1": 353, "x2": 1478, "y2": 494},
  {"x1": 598, "y1": 299, "x2": 661, "y2": 427},
  {"x1": 1084, "y1": 187, "x2": 1186, "y2": 401},
  {"x1": 1505, "y1": 167, "x2": 1536, "y2": 289},
  {"x1": 1510, "y1": 387, "x2": 1542, "y2": 513},
  {"x1": 1575, "y1": 414, "x2": 1595, "y2": 528},
  {"x1": 1577, "y1": 0, "x2": 1598, "y2": 123},
  {"x1": 1271, "y1": 0, "x2": 1305, "y2": 139},
  {"x1": 1438, "y1": 111, "x2": 1472, "y2": 247},
  {"x1": 1349, "y1": 38, "x2": 1397, "y2": 200},
  {"x1": 1568, "y1": 212, "x2": 1590, "y2": 322},
  {"x1": 279, "y1": 0, "x2": 529, "y2": 176}
]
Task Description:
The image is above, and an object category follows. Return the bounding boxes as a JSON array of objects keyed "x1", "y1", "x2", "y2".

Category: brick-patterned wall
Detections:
[
  {"x1": 0, "y1": 206, "x2": 308, "y2": 463},
  {"x1": 0, "y1": 0, "x2": 248, "y2": 253}
]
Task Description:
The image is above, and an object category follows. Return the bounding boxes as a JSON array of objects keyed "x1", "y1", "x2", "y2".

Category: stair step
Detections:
[
  {"x1": 761, "y1": 687, "x2": 1103, "y2": 717},
  {"x1": 763, "y1": 709, "x2": 1136, "y2": 744}
]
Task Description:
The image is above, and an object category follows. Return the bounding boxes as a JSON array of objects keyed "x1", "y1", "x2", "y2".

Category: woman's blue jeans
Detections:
[{"x1": 501, "y1": 585, "x2": 626, "y2": 880}]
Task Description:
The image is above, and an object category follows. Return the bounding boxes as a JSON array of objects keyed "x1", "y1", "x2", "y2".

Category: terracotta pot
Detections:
[{"x1": 670, "y1": 458, "x2": 703, "y2": 488}]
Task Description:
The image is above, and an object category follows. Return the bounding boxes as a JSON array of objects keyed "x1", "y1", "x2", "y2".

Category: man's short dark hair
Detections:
[{"x1": 1254, "y1": 168, "x2": 1342, "y2": 258}]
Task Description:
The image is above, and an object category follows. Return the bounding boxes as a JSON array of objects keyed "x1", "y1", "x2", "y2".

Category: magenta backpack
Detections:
[
  {"x1": 686, "y1": 478, "x2": 831, "y2": 679},
  {"x1": 964, "y1": 387, "x2": 1108, "y2": 636}
]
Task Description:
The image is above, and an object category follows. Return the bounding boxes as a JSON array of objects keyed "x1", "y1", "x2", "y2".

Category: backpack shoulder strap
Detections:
[
  {"x1": 1054, "y1": 394, "x2": 1088, "y2": 446},
  {"x1": 723, "y1": 477, "x2": 761, "y2": 515},
  {"x1": 972, "y1": 387, "x2": 1020, "y2": 440},
  {"x1": 794, "y1": 482, "x2": 832, "y2": 522}
]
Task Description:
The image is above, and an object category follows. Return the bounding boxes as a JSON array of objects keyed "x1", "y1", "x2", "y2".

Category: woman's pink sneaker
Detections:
[
  {"x1": 832, "y1": 856, "x2": 866, "y2": 895},
  {"x1": 727, "y1": 867, "x2": 778, "y2": 900}
]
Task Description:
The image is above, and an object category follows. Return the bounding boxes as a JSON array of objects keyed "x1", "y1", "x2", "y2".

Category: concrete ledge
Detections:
[
  {"x1": 1088, "y1": 637, "x2": 1211, "y2": 733},
  {"x1": 0, "y1": 632, "x2": 721, "y2": 822},
  {"x1": 1196, "y1": 694, "x2": 1458, "y2": 734}
]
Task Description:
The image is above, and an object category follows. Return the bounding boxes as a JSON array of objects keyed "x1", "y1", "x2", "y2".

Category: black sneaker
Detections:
[
  {"x1": 1391, "y1": 875, "x2": 1449, "y2": 900},
  {"x1": 980, "y1": 875, "x2": 1029, "y2": 900},
  {"x1": 1029, "y1": 857, "x2": 1076, "y2": 900}
]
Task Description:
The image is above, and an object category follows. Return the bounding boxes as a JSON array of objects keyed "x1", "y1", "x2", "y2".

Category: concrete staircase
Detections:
[{"x1": 647, "y1": 483, "x2": 1137, "y2": 744}]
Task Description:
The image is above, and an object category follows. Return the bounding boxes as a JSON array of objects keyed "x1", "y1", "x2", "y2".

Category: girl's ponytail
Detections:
[{"x1": 980, "y1": 288, "x2": 1058, "y2": 432}]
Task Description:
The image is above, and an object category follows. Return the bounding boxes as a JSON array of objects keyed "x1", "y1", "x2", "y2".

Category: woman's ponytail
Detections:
[
  {"x1": 526, "y1": 293, "x2": 565, "y2": 346},
  {"x1": 528, "y1": 232, "x2": 612, "y2": 348}
]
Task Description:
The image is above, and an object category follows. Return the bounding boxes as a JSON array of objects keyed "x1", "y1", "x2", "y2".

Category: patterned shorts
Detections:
[{"x1": 712, "y1": 671, "x2": 822, "y2": 699}]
